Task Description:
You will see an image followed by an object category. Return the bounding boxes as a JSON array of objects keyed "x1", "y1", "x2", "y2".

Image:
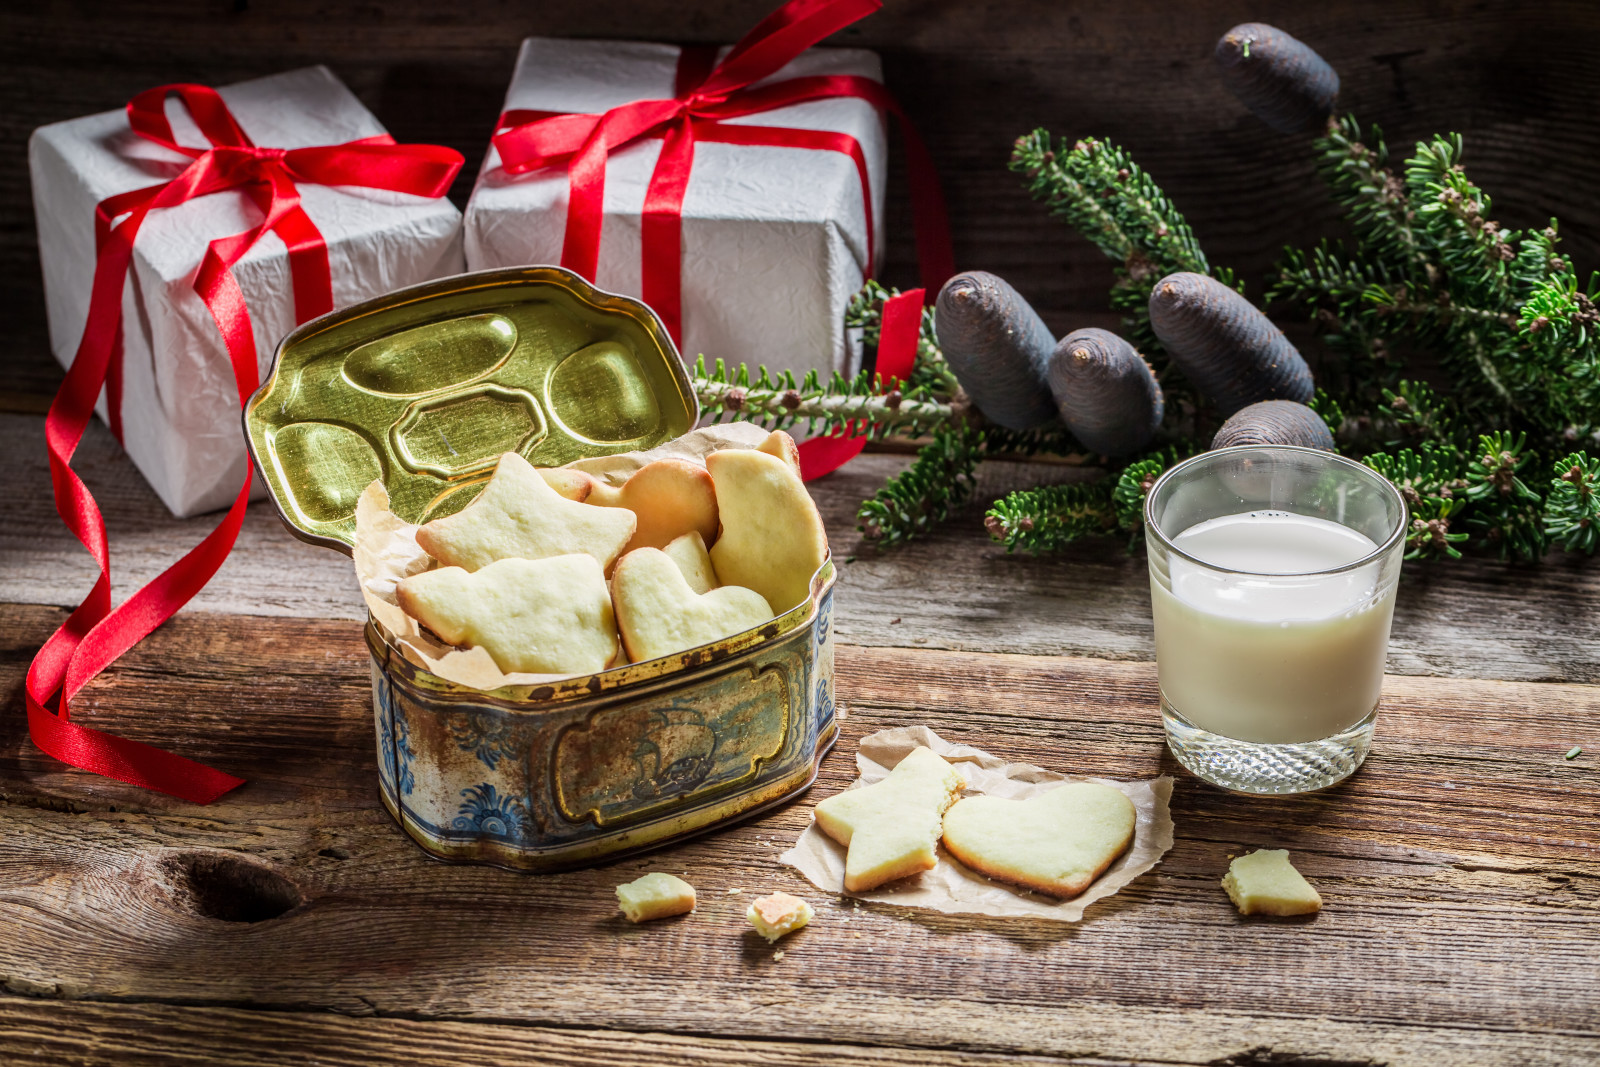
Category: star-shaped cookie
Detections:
[
  {"x1": 416, "y1": 452, "x2": 636, "y2": 573},
  {"x1": 812, "y1": 746, "x2": 965, "y2": 892},
  {"x1": 395, "y1": 553, "x2": 617, "y2": 675}
]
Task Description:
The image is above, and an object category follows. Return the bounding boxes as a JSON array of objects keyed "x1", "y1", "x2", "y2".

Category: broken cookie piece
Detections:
[
  {"x1": 616, "y1": 872, "x2": 697, "y2": 923},
  {"x1": 813, "y1": 746, "x2": 965, "y2": 893},
  {"x1": 747, "y1": 891, "x2": 814, "y2": 942},
  {"x1": 1222, "y1": 848, "x2": 1322, "y2": 916}
]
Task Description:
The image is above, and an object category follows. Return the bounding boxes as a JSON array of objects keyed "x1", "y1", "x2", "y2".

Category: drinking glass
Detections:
[{"x1": 1144, "y1": 445, "x2": 1407, "y2": 793}]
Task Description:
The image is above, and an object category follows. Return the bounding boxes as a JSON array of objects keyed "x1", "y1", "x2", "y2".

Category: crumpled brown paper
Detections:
[
  {"x1": 352, "y1": 422, "x2": 772, "y2": 690},
  {"x1": 782, "y1": 725, "x2": 1175, "y2": 921}
]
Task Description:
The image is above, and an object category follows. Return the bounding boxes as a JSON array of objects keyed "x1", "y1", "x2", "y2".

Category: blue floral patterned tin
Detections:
[{"x1": 370, "y1": 562, "x2": 838, "y2": 871}]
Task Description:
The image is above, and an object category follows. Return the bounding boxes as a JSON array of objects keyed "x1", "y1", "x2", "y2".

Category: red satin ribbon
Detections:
[
  {"x1": 490, "y1": 0, "x2": 954, "y2": 480},
  {"x1": 796, "y1": 287, "x2": 923, "y2": 479},
  {"x1": 27, "y1": 84, "x2": 462, "y2": 803}
]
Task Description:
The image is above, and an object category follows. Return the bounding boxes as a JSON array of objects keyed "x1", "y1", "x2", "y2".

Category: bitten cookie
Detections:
[
  {"x1": 813, "y1": 746, "x2": 965, "y2": 893},
  {"x1": 395, "y1": 554, "x2": 617, "y2": 675},
  {"x1": 941, "y1": 780, "x2": 1136, "y2": 900},
  {"x1": 615, "y1": 873, "x2": 697, "y2": 923},
  {"x1": 706, "y1": 448, "x2": 828, "y2": 614},
  {"x1": 612, "y1": 547, "x2": 772, "y2": 662},
  {"x1": 586, "y1": 457, "x2": 719, "y2": 552},
  {"x1": 746, "y1": 892, "x2": 814, "y2": 942},
  {"x1": 416, "y1": 452, "x2": 635, "y2": 573},
  {"x1": 1222, "y1": 849, "x2": 1322, "y2": 916}
]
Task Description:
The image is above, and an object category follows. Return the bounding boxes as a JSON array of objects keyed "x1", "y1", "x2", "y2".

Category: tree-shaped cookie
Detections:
[
  {"x1": 813, "y1": 746, "x2": 965, "y2": 892},
  {"x1": 416, "y1": 452, "x2": 636, "y2": 573},
  {"x1": 395, "y1": 554, "x2": 617, "y2": 675}
]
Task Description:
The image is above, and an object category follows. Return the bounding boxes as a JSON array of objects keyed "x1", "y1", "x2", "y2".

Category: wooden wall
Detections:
[{"x1": 4, "y1": 0, "x2": 1598, "y2": 404}]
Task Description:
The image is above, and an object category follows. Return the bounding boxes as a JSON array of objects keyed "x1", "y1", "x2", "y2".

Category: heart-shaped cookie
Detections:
[
  {"x1": 611, "y1": 547, "x2": 773, "y2": 662},
  {"x1": 813, "y1": 746, "x2": 965, "y2": 892},
  {"x1": 941, "y1": 781, "x2": 1136, "y2": 899}
]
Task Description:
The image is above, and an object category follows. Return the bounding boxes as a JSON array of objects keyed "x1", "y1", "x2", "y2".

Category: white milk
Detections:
[{"x1": 1150, "y1": 511, "x2": 1395, "y2": 745}]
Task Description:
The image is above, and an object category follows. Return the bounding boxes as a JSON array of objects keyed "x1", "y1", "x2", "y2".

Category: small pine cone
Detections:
[
  {"x1": 724, "y1": 387, "x2": 747, "y2": 411},
  {"x1": 1046, "y1": 328, "x2": 1164, "y2": 457},
  {"x1": 885, "y1": 389, "x2": 904, "y2": 411},
  {"x1": 781, "y1": 389, "x2": 803, "y2": 411},
  {"x1": 983, "y1": 515, "x2": 1007, "y2": 539},
  {"x1": 1148, "y1": 272, "x2": 1314, "y2": 416},
  {"x1": 1211, "y1": 400, "x2": 1335, "y2": 451},
  {"x1": 1214, "y1": 23, "x2": 1340, "y2": 134},
  {"x1": 935, "y1": 271, "x2": 1057, "y2": 431}
]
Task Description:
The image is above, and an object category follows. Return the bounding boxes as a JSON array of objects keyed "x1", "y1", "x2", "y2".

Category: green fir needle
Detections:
[{"x1": 1564, "y1": 746, "x2": 1583, "y2": 760}]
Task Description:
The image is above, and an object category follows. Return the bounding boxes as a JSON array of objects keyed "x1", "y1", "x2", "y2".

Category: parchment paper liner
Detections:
[
  {"x1": 782, "y1": 725, "x2": 1175, "y2": 921},
  {"x1": 352, "y1": 422, "x2": 773, "y2": 691}
]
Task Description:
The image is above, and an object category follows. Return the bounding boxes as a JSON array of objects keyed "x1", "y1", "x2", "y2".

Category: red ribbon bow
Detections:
[
  {"x1": 28, "y1": 84, "x2": 463, "y2": 803},
  {"x1": 491, "y1": 0, "x2": 953, "y2": 478}
]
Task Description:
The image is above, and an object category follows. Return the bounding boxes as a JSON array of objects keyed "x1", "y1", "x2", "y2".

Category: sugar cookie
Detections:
[
  {"x1": 706, "y1": 448, "x2": 828, "y2": 614},
  {"x1": 395, "y1": 554, "x2": 617, "y2": 675},
  {"x1": 612, "y1": 547, "x2": 772, "y2": 662},
  {"x1": 415, "y1": 452, "x2": 635, "y2": 573},
  {"x1": 584, "y1": 457, "x2": 719, "y2": 553},
  {"x1": 661, "y1": 530, "x2": 718, "y2": 595},
  {"x1": 539, "y1": 467, "x2": 594, "y2": 501},
  {"x1": 813, "y1": 746, "x2": 965, "y2": 892},
  {"x1": 746, "y1": 892, "x2": 814, "y2": 942},
  {"x1": 940, "y1": 780, "x2": 1135, "y2": 900},
  {"x1": 615, "y1": 872, "x2": 697, "y2": 923},
  {"x1": 1222, "y1": 849, "x2": 1322, "y2": 916},
  {"x1": 757, "y1": 430, "x2": 802, "y2": 476}
]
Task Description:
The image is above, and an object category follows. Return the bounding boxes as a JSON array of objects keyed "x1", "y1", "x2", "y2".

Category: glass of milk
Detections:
[{"x1": 1144, "y1": 446, "x2": 1407, "y2": 793}]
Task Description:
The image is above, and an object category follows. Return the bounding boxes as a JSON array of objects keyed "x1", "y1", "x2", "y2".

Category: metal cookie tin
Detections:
[{"x1": 244, "y1": 266, "x2": 838, "y2": 871}]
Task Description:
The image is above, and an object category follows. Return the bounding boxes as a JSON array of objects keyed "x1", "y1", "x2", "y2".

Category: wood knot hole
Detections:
[{"x1": 164, "y1": 853, "x2": 303, "y2": 923}]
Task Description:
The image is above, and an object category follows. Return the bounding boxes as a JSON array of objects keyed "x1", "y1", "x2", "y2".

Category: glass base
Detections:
[{"x1": 1162, "y1": 699, "x2": 1375, "y2": 794}]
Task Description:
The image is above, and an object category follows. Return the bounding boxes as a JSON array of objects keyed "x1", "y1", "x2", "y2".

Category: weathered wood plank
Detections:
[
  {"x1": 5, "y1": 412, "x2": 1598, "y2": 684},
  {"x1": 0, "y1": 999, "x2": 1098, "y2": 1067},
  {"x1": 0, "y1": 608, "x2": 1595, "y2": 1066},
  {"x1": 0, "y1": 998, "x2": 1589, "y2": 1067}
]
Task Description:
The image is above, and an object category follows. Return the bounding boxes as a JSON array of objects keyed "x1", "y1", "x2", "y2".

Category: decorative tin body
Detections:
[
  {"x1": 371, "y1": 564, "x2": 836, "y2": 871},
  {"x1": 244, "y1": 266, "x2": 838, "y2": 870}
]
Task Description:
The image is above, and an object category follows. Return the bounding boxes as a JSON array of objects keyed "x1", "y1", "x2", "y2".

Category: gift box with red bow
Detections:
[
  {"x1": 29, "y1": 66, "x2": 466, "y2": 518},
  {"x1": 462, "y1": 33, "x2": 889, "y2": 379}
]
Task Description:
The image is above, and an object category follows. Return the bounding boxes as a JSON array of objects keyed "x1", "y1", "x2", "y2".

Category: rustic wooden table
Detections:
[
  {"x1": 2, "y1": 404, "x2": 1598, "y2": 1066},
  {"x1": 4, "y1": 2, "x2": 1600, "y2": 1062}
]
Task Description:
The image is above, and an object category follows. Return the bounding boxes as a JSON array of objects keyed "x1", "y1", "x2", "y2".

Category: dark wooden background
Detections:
[{"x1": 4, "y1": 0, "x2": 1599, "y2": 407}]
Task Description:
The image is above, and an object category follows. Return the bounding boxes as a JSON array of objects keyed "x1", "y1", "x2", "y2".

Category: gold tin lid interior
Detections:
[{"x1": 244, "y1": 266, "x2": 698, "y2": 552}]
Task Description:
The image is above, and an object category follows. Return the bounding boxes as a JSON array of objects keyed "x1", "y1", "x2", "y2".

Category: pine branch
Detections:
[
  {"x1": 692, "y1": 356, "x2": 960, "y2": 441},
  {"x1": 1545, "y1": 453, "x2": 1600, "y2": 553},
  {"x1": 1362, "y1": 446, "x2": 1471, "y2": 559},
  {"x1": 857, "y1": 424, "x2": 986, "y2": 547},
  {"x1": 1010, "y1": 129, "x2": 1219, "y2": 358},
  {"x1": 845, "y1": 280, "x2": 961, "y2": 398},
  {"x1": 984, "y1": 480, "x2": 1118, "y2": 554}
]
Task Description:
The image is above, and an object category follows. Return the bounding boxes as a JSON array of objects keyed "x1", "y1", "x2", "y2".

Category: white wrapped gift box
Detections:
[
  {"x1": 464, "y1": 37, "x2": 887, "y2": 380},
  {"x1": 30, "y1": 66, "x2": 465, "y2": 518}
]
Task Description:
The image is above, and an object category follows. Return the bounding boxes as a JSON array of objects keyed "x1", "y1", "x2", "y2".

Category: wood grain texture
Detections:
[
  {"x1": 1, "y1": 607, "x2": 1596, "y2": 1066},
  {"x1": 3, "y1": 0, "x2": 1598, "y2": 402},
  {"x1": 5, "y1": 412, "x2": 1598, "y2": 684}
]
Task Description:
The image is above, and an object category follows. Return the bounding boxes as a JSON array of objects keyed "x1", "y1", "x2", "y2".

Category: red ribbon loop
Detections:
[{"x1": 27, "y1": 83, "x2": 463, "y2": 803}]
